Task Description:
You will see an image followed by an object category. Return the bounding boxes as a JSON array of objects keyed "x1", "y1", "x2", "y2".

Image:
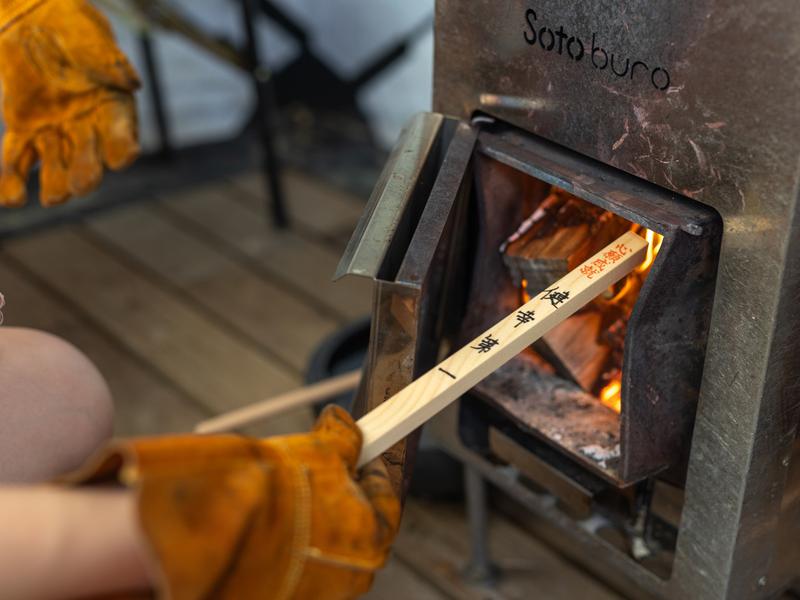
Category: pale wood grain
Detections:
[
  {"x1": 3, "y1": 228, "x2": 307, "y2": 430},
  {"x1": 393, "y1": 499, "x2": 623, "y2": 600},
  {"x1": 0, "y1": 170, "x2": 631, "y2": 598},
  {"x1": 195, "y1": 369, "x2": 361, "y2": 433},
  {"x1": 160, "y1": 182, "x2": 374, "y2": 321},
  {"x1": 85, "y1": 204, "x2": 340, "y2": 373},
  {"x1": 356, "y1": 231, "x2": 647, "y2": 467},
  {"x1": 229, "y1": 169, "x2": 366, "y2": 245},
  {"x1": 365, "y1": 553, "x2": 447, "y2": 600},
  {"x1": 0, "y1": 259, "x2": 209, "y2": 436}
]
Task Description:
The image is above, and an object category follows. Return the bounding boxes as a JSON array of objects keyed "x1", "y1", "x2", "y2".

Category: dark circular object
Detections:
[{"x1": 305, "y1": 318, "x2": 463, "y2": 501}]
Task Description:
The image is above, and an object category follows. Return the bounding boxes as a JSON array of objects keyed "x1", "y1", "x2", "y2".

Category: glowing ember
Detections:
[
  {"x1": 600, "y1": 377, "x2": 622, "y2": 413},
  {"x1": 521, "y1": 278, "x2": 531, "y2": 303}
]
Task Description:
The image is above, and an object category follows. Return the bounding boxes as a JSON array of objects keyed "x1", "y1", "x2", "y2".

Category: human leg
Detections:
[{"x1": 0, "y1": 327, "x2": 113, "y2": 482}]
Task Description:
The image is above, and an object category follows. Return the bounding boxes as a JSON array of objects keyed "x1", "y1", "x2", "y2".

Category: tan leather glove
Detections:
[
  {"x1": 76, "y1": 406, "x2": 401, "y2": 600},
  {"x1": 0, "y1": 0, "x2": 141, "y2": 207}
]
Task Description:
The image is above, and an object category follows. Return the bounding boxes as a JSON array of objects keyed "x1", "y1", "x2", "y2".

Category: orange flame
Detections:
[
  {"x1": 599, "y1": 227, "x2": 662, "y2": 413},
  {"x1": 517, "y1": 225, "x2": 662, "y2": 415},
  {"x1": 521, "y1": 278, "x2": 531, "y2": 303},
  {"x1": 635, "y1": 228, "x2": 664, "y2": 273},
  {"x1": 600, "y1": 378, "x2": 622, "y2": 413}
]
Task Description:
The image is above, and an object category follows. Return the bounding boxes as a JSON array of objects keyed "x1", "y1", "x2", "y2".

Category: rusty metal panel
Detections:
[
  {"x1": 341, "y1": 118, "x2": 478, "y2": 495},
  {"x1": 335, "y1": 112, "x2": 444, "y2": 282}
]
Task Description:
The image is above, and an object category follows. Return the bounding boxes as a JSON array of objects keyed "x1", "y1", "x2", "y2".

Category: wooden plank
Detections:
[
  {"x1": 0, "y1": 259, "x2": 208, "y2": 436},
  {"x1": 160, "y1": 183, "x2": 373, "y2": 321},
  {"x1": 356, "y1": 232, "x2": 648, "y2": 467},
  {"x1": 229, "y1": 169, "x2": 365, "y2": 242},
  {"x1": 536, "y1": 311, "x2": 610, "y2": 391},
  {"x1": 394, "y1": 499, "x2": 622, "y2": 600},
  {"x1": 3, "y1": 228, "x2": 312, "y2": 436},
  {"x1": 86, "y1": 204, "x2": 340, "y2": 373},
  {"x1": 365, "y1": 557, "x2": 448, "y2": 600},
  {"x1": 195, "y1": 370, "x2": 361, "y2": 433},
  {"x1": 505, "y1": 223, "x2": 593, "y2": 292}
]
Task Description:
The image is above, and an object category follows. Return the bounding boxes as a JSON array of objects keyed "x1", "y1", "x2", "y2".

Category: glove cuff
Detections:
[{"x1": 0, "y1": 0, "x2": 47, "y2": 33}]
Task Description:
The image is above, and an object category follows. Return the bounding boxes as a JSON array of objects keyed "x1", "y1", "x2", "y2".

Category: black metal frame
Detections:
[
  {"x1": 239, "y1": 0, "x2": 288, "y2": 227},
  {"x1": 133, "y1": 0, "x2": 433, "y2": 229},
  {"x1": 133, "y1": 0, "x2": 292, "y2": 228}
]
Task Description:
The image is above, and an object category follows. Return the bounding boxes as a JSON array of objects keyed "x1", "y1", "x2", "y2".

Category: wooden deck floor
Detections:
[{"x1": 0, "y1": 170, "x2": 620, "y2": 599}]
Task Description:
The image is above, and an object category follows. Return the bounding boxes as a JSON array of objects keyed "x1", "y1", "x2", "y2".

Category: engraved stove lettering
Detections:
[{"x1": 523, "y1": 9, "x2": 671, "y2": 92}]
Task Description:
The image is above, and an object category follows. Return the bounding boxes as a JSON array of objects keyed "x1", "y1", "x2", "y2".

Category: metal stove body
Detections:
[{"x1": 337, "y1": 2, "x2": 800, "y2": 598}]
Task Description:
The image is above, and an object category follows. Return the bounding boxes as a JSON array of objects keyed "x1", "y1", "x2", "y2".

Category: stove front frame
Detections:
[{"x1": 430, "y1": 2, "x2": 800, "y2": 597}]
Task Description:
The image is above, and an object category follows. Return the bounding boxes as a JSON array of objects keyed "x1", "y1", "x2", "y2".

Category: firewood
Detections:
[
  {"x1": 534, "y1": 311, "x2": 609, "y2": 391},
  {"x1": 502, "y1": 194, "x2": 630, "y2": 293},
  {"x1": 356, "y1": 232, "x2": 648, "y2": 467},
  {"x1": 505, "y1": 223, "x2": 593, "y2": 291}
]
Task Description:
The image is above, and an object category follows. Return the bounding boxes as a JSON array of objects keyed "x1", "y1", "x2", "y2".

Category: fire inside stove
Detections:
[
  {"x1": 502, "y1": 186, "x2": 663, "y2": 415},
  {"x1": 460, "y1": 151, "x2": 719, "y2": 485}
]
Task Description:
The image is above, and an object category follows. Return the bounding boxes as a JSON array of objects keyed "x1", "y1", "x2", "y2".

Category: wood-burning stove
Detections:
[{"x1": 337, "y1": 2, "x2": 800, "y2": 598}]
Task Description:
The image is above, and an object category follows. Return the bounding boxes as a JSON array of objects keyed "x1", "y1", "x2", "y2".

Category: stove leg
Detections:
[
  {"x1": 463, "y1": 465, "x2": 500, "y2": 586},
  {"x1": 630, "y1": 480, "x2": 654, "y2": 561}
]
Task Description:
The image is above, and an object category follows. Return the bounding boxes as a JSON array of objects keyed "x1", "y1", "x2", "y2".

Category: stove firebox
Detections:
[{"x1": 456, "y1": 125, "x2": 721, "y2": 487}]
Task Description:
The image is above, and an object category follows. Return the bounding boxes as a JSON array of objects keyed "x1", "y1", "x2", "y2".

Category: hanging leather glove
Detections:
[
  {"x1": 0, "y1": 0, "x2": 141, "y2": 207},
  {"x1": 73, "y1": 405, "x2": 401, "y2": 600}
]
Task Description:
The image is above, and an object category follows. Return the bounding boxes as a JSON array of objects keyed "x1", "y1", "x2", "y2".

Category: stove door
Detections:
[{"x1": 337, "y1": 112, "x2": 479, "y2": 494}]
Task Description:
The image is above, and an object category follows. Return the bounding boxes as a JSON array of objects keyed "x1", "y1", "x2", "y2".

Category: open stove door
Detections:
[
  {"x1": 339, "y1": 110, "x2": 722, "y2": 495},
  {"x1": 336, "y1": 112, "x2": 478, "y2": 495}
]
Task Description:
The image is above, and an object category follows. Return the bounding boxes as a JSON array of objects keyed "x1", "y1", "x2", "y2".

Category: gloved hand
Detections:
[
  {"x1": 0, "y1": 0, "x2": 141, "y2": 207},
  {"x1": 74, "y1": 405, "x2": 401, "y2": 600}
]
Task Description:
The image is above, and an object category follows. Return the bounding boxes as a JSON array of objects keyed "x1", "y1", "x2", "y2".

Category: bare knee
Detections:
[{"x1": 0, "y1": 328, "x2": 113, "y2": 482}]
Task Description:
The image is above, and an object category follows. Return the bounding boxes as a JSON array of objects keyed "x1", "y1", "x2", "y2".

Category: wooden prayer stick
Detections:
[
  {"x1": 194, "y1": 370, "x2": 361, "y2": 434},
  {"x1": 355, "y1": 231, "x2": 648, "y2": 467}
]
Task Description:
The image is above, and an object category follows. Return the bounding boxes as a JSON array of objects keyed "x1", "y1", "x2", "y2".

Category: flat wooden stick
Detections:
[
  {"x1": 356, "y1": 231, "x2": 648, "y2": 467},
  {"x1": 194, "y1": 370, "x2": 361, "y2": 434}
]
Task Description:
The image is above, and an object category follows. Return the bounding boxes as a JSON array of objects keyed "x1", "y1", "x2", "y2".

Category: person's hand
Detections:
[
  {"x1": 0, "y1": 0, "x2": 140, "y2": 207},
  {"x1": 75, "y1": 406, "x2": 401, "y2": 600}
]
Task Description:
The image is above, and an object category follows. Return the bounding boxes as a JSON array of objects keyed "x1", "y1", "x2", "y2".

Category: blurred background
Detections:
[
  {"x1": 0, "y1": 3, "x2": 622, "y2": 598},
  {"x1": 1, "y1": 0, "x2": 434, "y2": 234},
  {"x1": 119, "y1": 0, "x2": 434, "y2": 152},
  {"x1": 1, "y1": 0, "x2": 439, "y2": 432}
]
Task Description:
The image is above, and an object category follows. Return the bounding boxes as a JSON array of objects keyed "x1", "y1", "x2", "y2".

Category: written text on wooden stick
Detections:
[{"x1": 355, "y1": 231, "x2": 648, "y2": 467}]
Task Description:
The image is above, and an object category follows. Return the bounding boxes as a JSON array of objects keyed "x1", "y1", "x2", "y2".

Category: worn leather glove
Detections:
[
  {"x1": 0, "y1": 0, "x2": 141, "y2": 207},
  {"x1": 75, "y1": 405, "x2": 401, "y2": 600}
]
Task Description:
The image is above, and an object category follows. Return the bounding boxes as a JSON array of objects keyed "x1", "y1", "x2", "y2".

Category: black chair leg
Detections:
[
  {"x1": 239, "y1": 0, "x2": 288, "y2": 228},
  {"x1": 139, "y1": 32, "x2": 173, "y2": 159}
]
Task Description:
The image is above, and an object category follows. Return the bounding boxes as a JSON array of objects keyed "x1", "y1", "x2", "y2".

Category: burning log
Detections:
[
  {"x1": 188, "y1": 232, "x2": 650, "y2": 467},
  {"x1": 355, "y1": 232, "x2": 647, "y2": 467},
  {"x1": 534, "y1": 311, "x2": 610, "y2": 392},
  {"x1": 506, "y1": 223, "x2": 593, "y2": 292},
  {"x1": 503, "y1": 191, "x2": 631, "y2": 292},
  {"x1": 502, "y1": 190, "x2": 634, "y2": 391}
]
